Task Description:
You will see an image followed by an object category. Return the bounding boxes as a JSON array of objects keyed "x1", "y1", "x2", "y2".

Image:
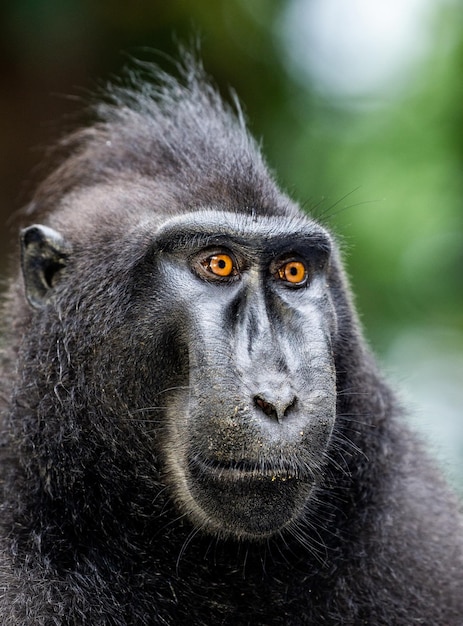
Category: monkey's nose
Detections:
[{"x1": 253, "y1": 393, "x2": 297, "y2": 423}]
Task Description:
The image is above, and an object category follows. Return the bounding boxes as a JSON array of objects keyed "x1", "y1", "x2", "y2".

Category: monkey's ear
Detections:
[{"x1": 20, "y1": 224, "x2": 71, "y2": 309}]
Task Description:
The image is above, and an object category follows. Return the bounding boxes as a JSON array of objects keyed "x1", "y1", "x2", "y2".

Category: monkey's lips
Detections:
[
  {"x1": 186, "y1": 455, "x2": 314, "y2": 539},
  {"x1": 190, "y1": 456, "x2": 303, "y2": 483}
]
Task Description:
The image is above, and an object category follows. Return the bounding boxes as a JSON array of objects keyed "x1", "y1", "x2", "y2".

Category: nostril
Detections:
[
  {"x1": 284, "y1": 396, "x2": 297, "y2": 416},
  {"x1": 254, "y1": 395, "x2": 278, "y2": 420},
  {"x1": 253, "y1": 394, "x2": 297, "y2": 423}
]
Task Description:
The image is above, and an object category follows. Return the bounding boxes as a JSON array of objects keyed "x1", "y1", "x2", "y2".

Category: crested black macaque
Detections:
[{"x1": 0, "y1": 59, "x2": 462, "y2": 626}]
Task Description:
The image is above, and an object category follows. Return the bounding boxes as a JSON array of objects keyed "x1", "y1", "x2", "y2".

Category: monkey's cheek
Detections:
[{"x1": 185, "y1": 468, "x2": 313, "y2": 540}]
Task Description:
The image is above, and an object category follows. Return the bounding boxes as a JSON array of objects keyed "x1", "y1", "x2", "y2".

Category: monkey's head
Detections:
[{"x1": 15, "y1": 62, "x2": 343, "y2": 542}]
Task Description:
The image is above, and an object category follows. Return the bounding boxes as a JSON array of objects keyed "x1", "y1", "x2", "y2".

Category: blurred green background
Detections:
[{"x1": 0, "y1": 0, "x2": 462, "y2": 488}]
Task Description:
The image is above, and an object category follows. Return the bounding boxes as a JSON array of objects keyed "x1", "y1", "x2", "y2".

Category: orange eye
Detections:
[
  {"x1": 208, "y1": 254, "x2": 235, "y2": 277},
  {"x1": 278, "y1": 261, "x2": 307, "y2": 284}
]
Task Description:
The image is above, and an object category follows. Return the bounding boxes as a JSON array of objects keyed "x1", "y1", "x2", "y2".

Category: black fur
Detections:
[{"x1": 1, "y1": 59, "x2": 462, "y2": 625}]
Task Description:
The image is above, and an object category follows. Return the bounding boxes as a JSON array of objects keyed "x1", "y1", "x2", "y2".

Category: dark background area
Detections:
[{"x1": 1, "y1": 0, "x2": 462, "y2": 485}]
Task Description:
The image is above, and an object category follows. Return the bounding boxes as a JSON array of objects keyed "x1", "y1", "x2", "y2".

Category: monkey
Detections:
[{"x1": 0, "y1": 58, "x2": 462, "y2": 626}]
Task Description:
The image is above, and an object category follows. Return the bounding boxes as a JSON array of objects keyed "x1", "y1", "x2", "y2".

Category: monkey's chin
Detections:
[{"x1": 184, "y1": 457, "x2": 314, "y2": 540}]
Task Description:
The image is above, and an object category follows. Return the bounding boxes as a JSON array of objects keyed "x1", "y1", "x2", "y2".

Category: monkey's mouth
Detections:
[
  {"x1": 184, "y1": 454, "x2": 314, "y2": 539},
  {"x1": 189, "y1": 456, "x2": 306, "y2": 483}
]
